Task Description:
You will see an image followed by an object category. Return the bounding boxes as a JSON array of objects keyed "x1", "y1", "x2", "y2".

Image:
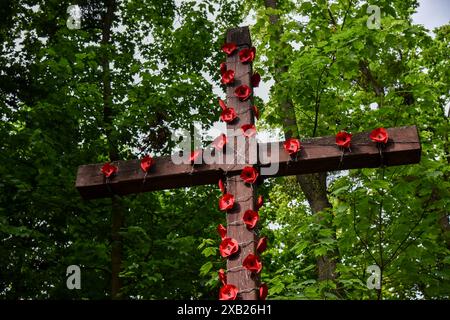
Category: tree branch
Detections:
[
  {"x1": 384, "y1": 193, "x2": 434, "y2": 267},
  {"x1": 358, "y1": 60, "x2": 384, "y2": 97},
  {"x1": 327, "y1": 8, "x2": 337, "y2": 27},
  {"x1": 352, "y1": 197, "x2": 379, "y2": 266},
  {"x1": 341, "y1": 0, "x2": 353, "y2": 30},
  {"x1": 378, "y1": 167, "x2": 385, "y2": 269},
  {"x1": 312, "y1": 56, "x2": 336, "y2": 137}
]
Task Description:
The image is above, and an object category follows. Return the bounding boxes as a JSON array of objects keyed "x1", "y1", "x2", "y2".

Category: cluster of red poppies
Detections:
[
  {"x1": 213, "y1": 127, "x2": 389, "y2": 300},
  {"x1": 335, "y1": 127, "x2": 388, "y2": 149},
  {"x1": 101, "y1": 154, "x2": 154, "y2": 178},
  {"x1": 280, "y1": 127, "x2": 389, "y2": 160},
  {"x1": 216, "y1": 41, "x2": 271, "y2": 300},
  {"x1": 100, "y1": 128, "x2": 389, "y2": 180},
  {"x1": 218, "y1": 42, "x2": 260, "y2": 139},
  {"x1": 216, "y1": 173, "x2": 268, "y2": 301}
]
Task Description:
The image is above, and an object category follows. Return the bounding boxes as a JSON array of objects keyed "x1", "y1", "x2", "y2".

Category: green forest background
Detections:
[{"x1": 0, "y1": 0, "x2": 449, "y2": 299}]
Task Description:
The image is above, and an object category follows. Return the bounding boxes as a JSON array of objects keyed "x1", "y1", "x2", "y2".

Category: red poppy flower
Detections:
[
  {"x1": 252, "y1": 105, "x2": 259, "y2": 120},
  {"x1": 251, "y1": 72, "x2": 261, "y2": 87},
  {"x1": 218, "y1": 179, "x2": 226, "y2": 194},
  {"x1": 217, "y1": 224, "x2": 227, "y2": 240},
  {"x1": 213, "y1": 134, "x2": 227, "y2": 151},
  {"x1": 220, "y1": 62, "x2": 227, "y2": 75},
  {"x1": 222, "y1": 42, "x2": 237, "y2": 56},
  {"x1": 218, "y1": 269, "x2": 227, "y2": 285},
  {"x1": 189, "y1": 150, "x2": 201, "y2": 163},
  {"x1": 219, "y1": 193, "x2": 235, "y2": 211},
  {"x1": 101, "y1": 162, "x2": 118, "y2": 178},
  {"x1": 243, "y1": 210, "x2": 259, "y2": 229},
  {"x1": 257, "y1": 236, "x2": 267, "y2": 254},
  {"x1": 219, "y1": 284, "x2": 238, "y2": 300},
  {"x1": 220, "y1": 108, "x2": 237, "y2": 123},
  {"x1": 336, "y1": 131, "x2": 352, "y2": 149},
  {"x1": 256, "y1": 195, "x2": 264, "y2": 210},
  {"x1": 241, "y1": 124, "x2": 256, "y2": 138},
  {"x1": 140, "y1": 155, "x2": 154, "y2": 173},
  {"x1": 259, "y1": 283, "x2": 268, "y2": 300},
  {"x1": 370, "y1": 127, "x2": 389, "y2": 144},
  {"x1": 242, "y1": 253, "x2": 262, "y2": 273},
  {"x1": 240, "y1": 166, "x2": 259, "y2": 184},
  {"x1": 283, "y1": 138, "x2": 301, "y2": 155},
  {"x1": 239, "y1": 47, "x2": 256, "y2": 63},
  {"x1": 219, "y1": 237, "x2": 239, "y2": 258},
  {"x1": 234, "y1": 85, "x2": 252, "y2": 101},
  {"x1": 221, "y1": 69, "x2": 235, "y2": 85}
]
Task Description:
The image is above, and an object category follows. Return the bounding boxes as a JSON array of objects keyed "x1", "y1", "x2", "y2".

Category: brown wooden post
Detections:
[{"x1": 225, "y1": 27, "x2": 259, "y2": 300}]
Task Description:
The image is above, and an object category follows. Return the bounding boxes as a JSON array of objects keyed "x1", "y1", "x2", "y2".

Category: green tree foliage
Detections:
[
  {"x1": 0, "y1": 0, "x2": 242, "y2": 299},
  {"x1": 0, "y1": 0, "x2": 449, "y2": 300}
]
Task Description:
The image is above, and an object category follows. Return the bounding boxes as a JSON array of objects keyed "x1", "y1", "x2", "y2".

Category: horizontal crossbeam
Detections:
[{"x1": 75, "y1": 125, "x2": 421, "y2": 199}]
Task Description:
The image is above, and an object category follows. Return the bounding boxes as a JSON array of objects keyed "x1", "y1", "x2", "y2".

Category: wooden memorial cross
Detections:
[{"x1": 75, "y1": 27, "x2": 421, "y2": 300}]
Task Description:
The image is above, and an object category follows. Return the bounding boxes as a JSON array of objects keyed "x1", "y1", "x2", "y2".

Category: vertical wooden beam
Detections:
[{"x1": 225, "y1": 27, "x2": 259, "y2": 300}]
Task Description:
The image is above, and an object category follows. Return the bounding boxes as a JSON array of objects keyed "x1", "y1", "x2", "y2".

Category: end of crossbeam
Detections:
[{"x1": 260, "y1": 125, "x2": 422, "y2": 177}]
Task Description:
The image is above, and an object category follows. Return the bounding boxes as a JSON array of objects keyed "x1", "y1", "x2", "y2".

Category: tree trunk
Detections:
[
  {"x1": 296, "y1": 173, "x2": 337, "y2": 281},
  {"x1": 264, "y1": 0, "x2": 338, "y2": 283},
  {"x1": 439, "y1": 214, "x2": 450, "y2": 249},
  {"x1": 441, "y1": 106, "x2": 450, "y2": 248},
  {"x1": 101, "y1": 0, "x2": 123, "y2": 300}
]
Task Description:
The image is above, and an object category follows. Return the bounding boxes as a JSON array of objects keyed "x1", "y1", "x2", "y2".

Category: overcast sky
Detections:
[{"x1": 413, "y1": 0, "x2": 450, "y2": 30}]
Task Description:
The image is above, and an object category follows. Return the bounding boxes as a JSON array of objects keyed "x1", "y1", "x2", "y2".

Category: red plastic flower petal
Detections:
[
  {"x1": 239, "y1": 47, "x2": 256, "y2": 63},
  {"x1": 234, "y1": 85, "x2": 252, "y2": 101},
  {"x1": 259, "y1": 283, "x2": 268, "y2": 300},
  {"x1": 222, "y1": 42, "x2": 237, "y2": 56},
  {"x1": 219, "y1": 237, "x2": 239, "y2": 258},
  {"x1": 101, "y1": 162, "x2": 118, "y2": 178},
  {"x1": 241, "y1": 124, "x2": 256, "y2": 138},
  {"x1": 218, "y1": 98, "x2": 227, "y2": 111},
  {"x1": 217, "y1": 224, "x2": 227, "y2": 240},
  {"x1": 219, "y1": 193, "x2": 235, "y2": 211},
  {"x1": 251, "y1": 72, "x2": 261, "y2": 87},
  {"x1": 220, "y1": 62, "x2": 227, "y2": 75},
  {"x1": 283, "y1": 138, "x2": 301, "y2": 155},
  {"x1": 140, "y1": 155, "x2": 154, "y2": 173},
  {"x1": 221, "y1": 70, "x2": 235, "y2": 85},
  {"x1": 257, "y1": 236, "x2": 267, "y2": 254},
  {"x1": 219, "y1": 284, "x2": 238, "y2": 300},
  {"x1": 218, "y1": 269, "x2": 227, "y2": 285},
  {"x1": 213, "y1": 134, "x2": 227, "y2": 151},
  {"x1": 189, "y1": 150, "x2": 201, "y2": 163},
  {"x1": 252, "y1": 105, "x2": 259, "y2": 120},
  {"x1": 240, "y1": 166, "x2": 259, "y2": 184},
  {"x1": 243, "y1": 210, "x2": 259, "y2": 229},
  {"x1": 242, "y1": 253, "x2": 262, "y2": 273},
  {"x1": 218, "y1": 179, "x2": 226, "y2": 194},
  {"x1": 370, "y1": 127, "x2": 389, "y2": 144},
  {"x1": 220, "y1": 108, "x2": 237, "y2": 123},
  {"x1": 256, "y1": 195, "x2": 264, "y2": 210},
  {"x1": 336, "y1": 131, "x2": 352, "y2": 149}
]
